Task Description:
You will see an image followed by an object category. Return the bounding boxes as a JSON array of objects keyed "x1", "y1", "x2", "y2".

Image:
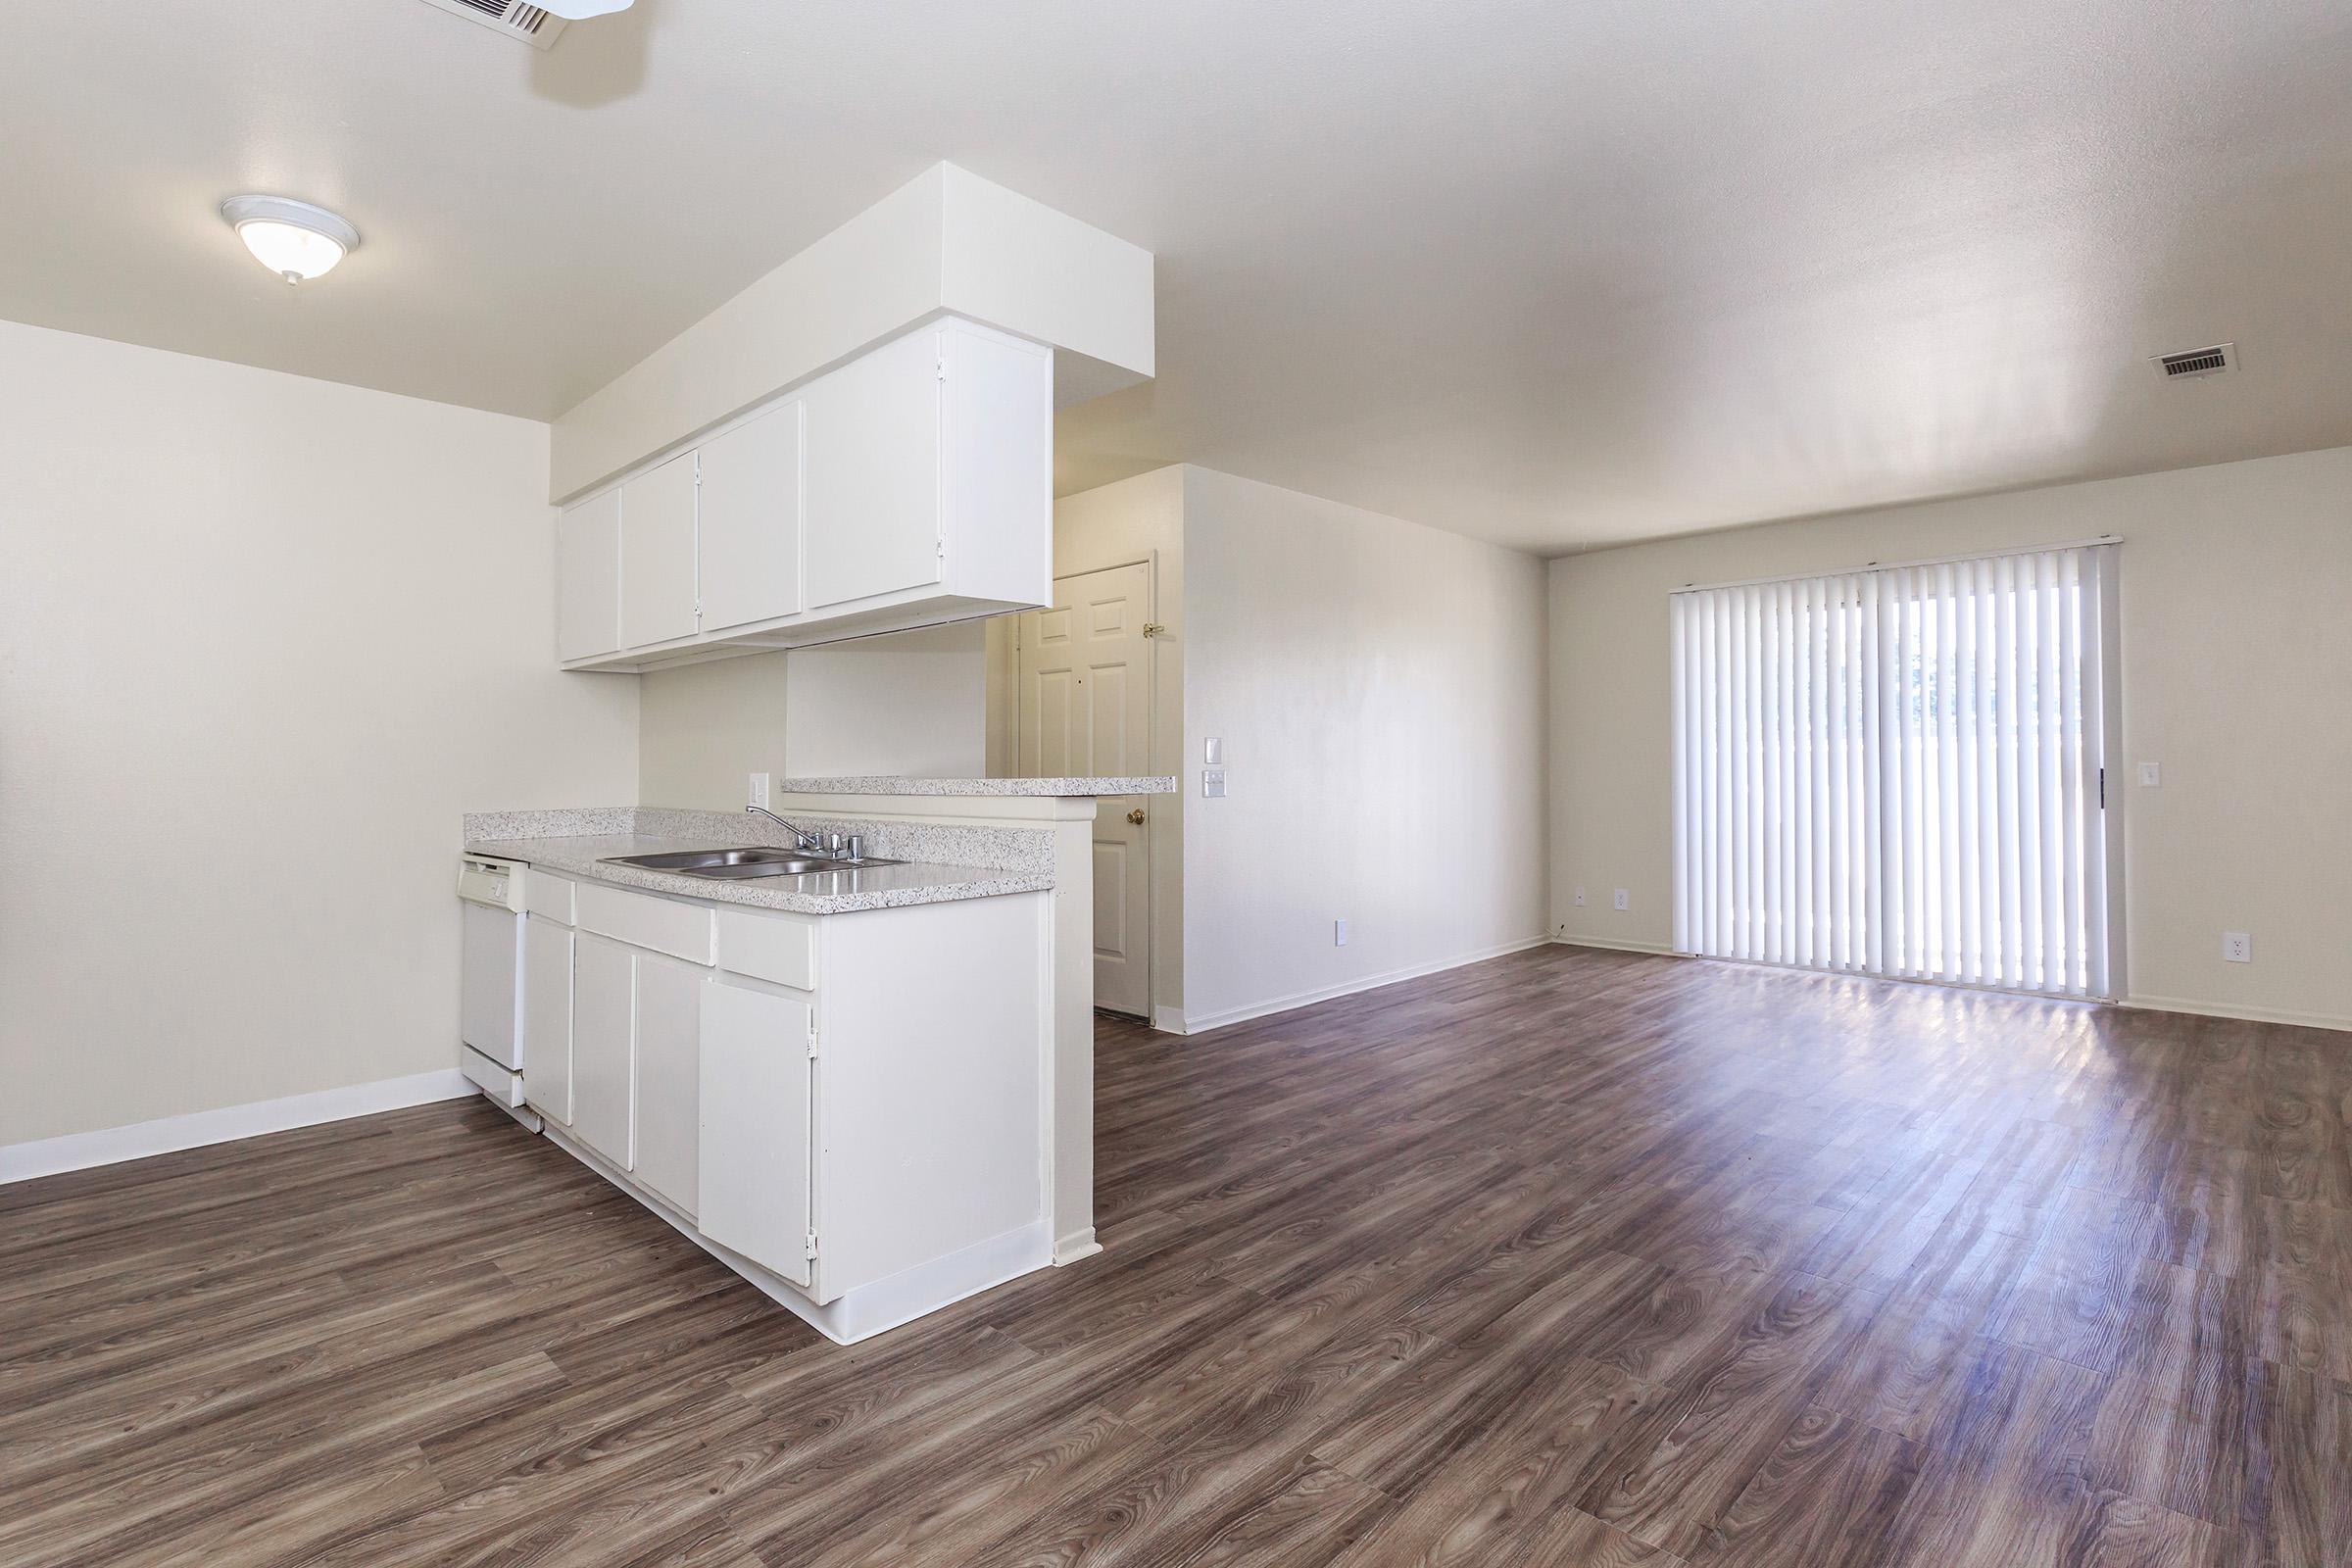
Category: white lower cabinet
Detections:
[
  {"x1": 529, "y1": 915, "x2": 704, "y2": 1217},
  {"x1": 508, "y1": 868, "x2": 1048, "y2": 1341},
  {"x1": 520, "y1": 914, "x2": 575, "y2": 1125},
  {"x1": 570, "y1": 934, "x2": 636, "y2": 1171},
  {"x1": 631, "y1": 953, "x2": 703, "y2": 1218},
  {"x1": 698, "y1": 978, "x2": 813, "y2": 1288}
]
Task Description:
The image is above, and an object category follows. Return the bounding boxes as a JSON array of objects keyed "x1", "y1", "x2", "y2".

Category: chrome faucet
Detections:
[
  {"x1": 745, "y1": 805, "x2": 865, "y2": 862},
  {"x1": 746, "y1": 804, "x2": 827, "y2": 855}
]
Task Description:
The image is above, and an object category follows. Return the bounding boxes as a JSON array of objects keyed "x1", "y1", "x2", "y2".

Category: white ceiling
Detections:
[{"x1": 6, "y1": 0, "x2": 2349, "y2": 554}]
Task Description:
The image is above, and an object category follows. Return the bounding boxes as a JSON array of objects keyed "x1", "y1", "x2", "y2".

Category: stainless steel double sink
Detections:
[{"x1": 601, "y1": 847, "x2": 906, "y2": 881}]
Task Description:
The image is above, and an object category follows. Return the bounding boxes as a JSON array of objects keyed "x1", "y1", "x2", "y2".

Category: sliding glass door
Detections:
[{"x1": 1670, "y1": 544, "x2": 2122, "y2": 998}]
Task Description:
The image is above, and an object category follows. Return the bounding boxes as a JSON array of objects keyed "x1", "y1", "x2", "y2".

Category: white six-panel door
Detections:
[{"x1": 1014, "y1": 561, "x2": 1154, "y2": 1018}]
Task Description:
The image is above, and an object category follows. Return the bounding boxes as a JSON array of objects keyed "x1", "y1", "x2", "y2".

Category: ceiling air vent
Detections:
[
  {"x1": 2153, "y1": 343, "x2": 2234, "y2": 380},
  {"x1": 413, "y1": 0, "x2": 567, "y2": 49}
]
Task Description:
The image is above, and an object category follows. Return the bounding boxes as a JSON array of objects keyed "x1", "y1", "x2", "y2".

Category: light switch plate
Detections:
[
  {"x1": 1201, "y1": 768, "x2": 1228, "y2": 799},
  {"x1": 2138, "y1": 762, "x2": 2162, "y2": 787},
  {"x1": 1203, "y1": 737, "x2": 1224, "y2": 765},
  {"x1": 748, "y1": 772, "x2": 772, "y2": 808},
  {"x1": 1334, "y1": 917, "x2": 1348, "y2": 947}
]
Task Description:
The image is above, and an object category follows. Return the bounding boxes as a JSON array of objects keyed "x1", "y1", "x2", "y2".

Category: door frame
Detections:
[{"x1": 1011, "y1": 554, "x2": 1158, "y2": 1018}]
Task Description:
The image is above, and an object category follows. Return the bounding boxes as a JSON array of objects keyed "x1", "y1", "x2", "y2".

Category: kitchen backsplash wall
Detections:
[{"x1": 636, "y1": 623, "x2": 986, "y2": 809}]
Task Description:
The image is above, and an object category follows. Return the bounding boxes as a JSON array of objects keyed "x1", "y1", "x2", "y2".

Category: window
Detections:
[{"x1": 1670, "y1": 544, "x2": 2121, "y2": 998}]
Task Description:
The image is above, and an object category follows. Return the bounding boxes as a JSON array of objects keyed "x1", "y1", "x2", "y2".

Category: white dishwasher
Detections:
[{"x1": 459, "y1": 855, "x2": 538, "y2": 1126}]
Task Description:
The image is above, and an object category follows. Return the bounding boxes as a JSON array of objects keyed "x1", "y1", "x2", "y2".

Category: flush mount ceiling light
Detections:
[
  {"x1": 220, "y1": 194, "x2": 360, "y2": 284},
  {"x1": 409, "y1": 0, "x2": 631, "y2": 48}
]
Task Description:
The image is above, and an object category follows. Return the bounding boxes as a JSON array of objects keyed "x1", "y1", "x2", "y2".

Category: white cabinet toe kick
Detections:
[{"x1": 496, "y1": 868, "x2": 1053, "y2": 1344}]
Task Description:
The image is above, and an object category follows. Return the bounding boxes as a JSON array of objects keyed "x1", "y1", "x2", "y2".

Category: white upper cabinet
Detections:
[
  {"x1": 697, "y1": 399, "x2": 805, "y2": 633},
  {"x1": 617, "y1": 451, "x2": 701, "y2": 651},
  {"x1": 553, "y1": 316, "x2": 1052, "y2": 671},
  {"x1": 554, "y1": 489, "x2": 621, "y2": 662},
  {"x1": 939, "y1": 319, "x2": 1054, "y2": 608},
  {"x1": 805, "y1": 328, "x2": 944, "y2": 612}
]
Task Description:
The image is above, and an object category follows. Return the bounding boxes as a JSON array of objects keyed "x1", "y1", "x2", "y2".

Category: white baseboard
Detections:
[
  {"x1": 1538, "y1": 943, "x2": 2350, "y2": 1036},
  {"x1": 1151, "y1": 1006, "x2": 1190, "y2": 1036},
  {"x1": 1054, "y1": 1226, "x2": 1102, "y2": 1265},
  {"x1": 2123, "y1": 994, "x2": 2351, "y2": 1034},
  {"x1": 1547, "y1": 934, "x2": 1680, "y2": 956},
  {"x1": 0, "y1": 1068, "x2": 477, "y2": 1187},
  {"x1": 1181, "y1": 935, "x2": 1552, "y2": 1036},
  {"x1": 541, "y1": 1120, "x2": 1052, "y2": 1345},
  {"x1": 815, "y1": 1220, "x2": 1053, "y2": 1344}
]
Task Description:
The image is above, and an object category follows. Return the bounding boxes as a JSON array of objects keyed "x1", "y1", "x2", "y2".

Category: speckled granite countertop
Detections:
[
  {"x1": 773, "y1": 776, "x2": 1176, "y2": 797},
  {"x1": 464, "y1": 808, "x2": 1054, "y2": 915}
]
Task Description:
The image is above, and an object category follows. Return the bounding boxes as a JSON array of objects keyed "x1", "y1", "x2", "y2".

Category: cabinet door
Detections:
[
  {"x1": 697, "y1": 401, "x2": 804, "y2": 632},
  {"x1": 520, "y1": 915, "x2": 574, "y2": 1124},
  {"x1": 803, "y1": 328, "x2": 943, "y2": 611},
  {"x1": 555, "y1": 490, "x2": 622, "y2": 662},
  {"x1": 938, "y1": 323, "x2": 1052, "y2": 608},
  {"x1": 570, "y1": 934, "x2": 635, "y2": 1170},
  {"x1": 699, "y1": 979, "x2": 812, "y2": 1287},
  {"x1": 618, "y1": 451, "x2": 700, "y2": 650},
  {"x1": 632, "y1": 952, "x2": 702, "y2": 1218}
]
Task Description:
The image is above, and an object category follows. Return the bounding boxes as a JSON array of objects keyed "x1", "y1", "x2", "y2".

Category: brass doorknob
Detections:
[{"x1": 1127, "y1": 808, "x2": 1147, "y2": 825}]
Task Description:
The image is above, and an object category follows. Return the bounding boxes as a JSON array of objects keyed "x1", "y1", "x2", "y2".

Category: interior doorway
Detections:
[{"x1": 1010, "y1": 561, "x2": 1155, "y2": 1018}]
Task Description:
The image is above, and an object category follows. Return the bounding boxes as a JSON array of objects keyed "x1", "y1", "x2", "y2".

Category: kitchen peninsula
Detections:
[{"x1": 462, "y1": 777, "x2": 1171, "y2": 1344}]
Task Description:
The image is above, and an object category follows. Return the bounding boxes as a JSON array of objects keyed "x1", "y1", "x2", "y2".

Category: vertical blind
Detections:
[{"x1": 1671, "y1": 543, "x2": 2119, "y2": 998}]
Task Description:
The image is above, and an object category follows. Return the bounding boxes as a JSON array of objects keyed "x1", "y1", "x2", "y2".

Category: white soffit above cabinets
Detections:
[
  {"x1": 549, "y1": 163, "x2": 1152, "y2": 505},
  {"x1": 6, "y1": 1, "x2": 2352, "y2": 550}
]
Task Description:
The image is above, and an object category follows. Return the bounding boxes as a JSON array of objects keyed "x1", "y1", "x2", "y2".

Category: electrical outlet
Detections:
[
  {"x1": 2223, "y1": 931, "x2": 2251, "y2": 963},
  {"x1": 1201, "y1": 768, "x2": 1228, "y2": 799},
  {"x1": 748, "y1": 772, "x2": 772, "y2": 809},
  {"x1": 1573, "y1": 885, "x2": 1587, "y2": 906},
  {"x1": 2138, "y1": 762, "x2": 2162, "y2": 787},
  {"x1": 1613, "y1": 889, "x2": 1630, "y2": 911},
  {"x1": 1334, "y1": 917, "x2": 1348, "y2": 947}
]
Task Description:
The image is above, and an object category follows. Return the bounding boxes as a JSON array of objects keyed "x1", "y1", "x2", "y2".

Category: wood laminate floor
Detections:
[{"x1": 4, "y1": 946, "x2": 2348, "y2": 1566}]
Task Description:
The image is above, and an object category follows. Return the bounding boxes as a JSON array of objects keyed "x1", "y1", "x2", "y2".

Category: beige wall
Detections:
[
  {"x1": 0, "y1": 320, "x2": 640, "y2": 1147},
  {"x1": 635, "y1": 653, "x2": 792, "y2": 809},
  {"x1": 995, "y1": 463, "x2": 1550, "y2": 1032},
  {"x1": 1181, "y1": 466, "x2": 1550, "y2": 1029},
  {"x1": 1547, "y1": 444, "x2": 2352, "y2": 1030},
  {"x1": 785, "y1": 623, "x2": 986, "y2": 778},
  {"x1": 637, "y1": 625, "x2": 987, "y2": 809}
]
